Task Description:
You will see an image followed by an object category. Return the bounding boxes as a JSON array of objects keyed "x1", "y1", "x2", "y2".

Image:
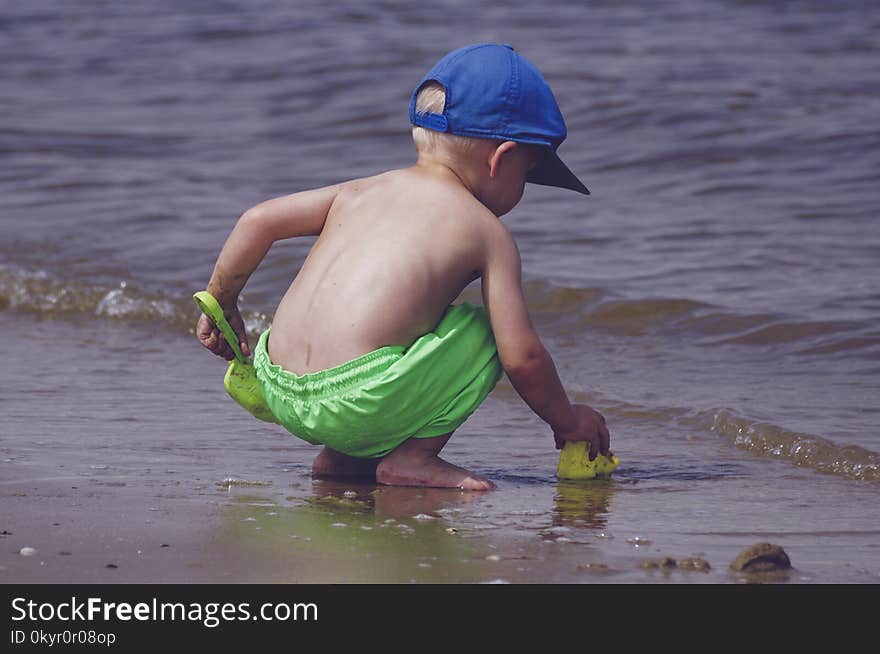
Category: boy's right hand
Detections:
[
  {"x1": 553, "y1": 403, "x2": 611, "y2": 460},
  {"x1": 196, "y1": 306, "x2": 251, "y2": 361}
]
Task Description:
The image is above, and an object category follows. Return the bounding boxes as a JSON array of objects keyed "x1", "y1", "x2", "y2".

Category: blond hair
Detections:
[{"x1": 411, "y1": 82, "x2": 481, "y2": 157}]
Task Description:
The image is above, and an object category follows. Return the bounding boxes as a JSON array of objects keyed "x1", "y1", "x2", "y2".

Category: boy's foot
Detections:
[
  {"x1": 312, "y1": 447, "x2": 379, "y2": 481},
  {"x1": 376, "y1": 444, "x2": 495, "y2": 491},
  {"x1": 377, "y1": 456, "x2": 495, "y2": 490}
]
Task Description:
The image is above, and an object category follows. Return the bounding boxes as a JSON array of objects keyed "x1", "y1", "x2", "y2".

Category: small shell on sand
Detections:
[
  {"x1": 413, "y1": 513, "x2": 436, "y2": 521},
  {"x1": 577, "y1": 562, "x2": 609, "y2": 572},
  {"x1": 730, "y1": 543, "x2": 791, "y2": 573},
  {"x1": 19, "y1": 547, "x2": 37, "y2": 557}
]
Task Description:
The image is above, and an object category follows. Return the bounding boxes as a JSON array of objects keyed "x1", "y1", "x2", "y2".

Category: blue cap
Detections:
[{"x1": 409, "y1": 43, "x2": 589, "y2": 195}]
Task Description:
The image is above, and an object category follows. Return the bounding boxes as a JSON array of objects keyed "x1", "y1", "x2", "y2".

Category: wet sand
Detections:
[{"x1": 5, "y1": 470, "x2": 880, "y2": 585}]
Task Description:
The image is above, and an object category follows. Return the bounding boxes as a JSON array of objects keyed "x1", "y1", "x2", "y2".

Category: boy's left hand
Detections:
[{"x1": 196, "y1": 307, "x2": 250, "y2": 361}]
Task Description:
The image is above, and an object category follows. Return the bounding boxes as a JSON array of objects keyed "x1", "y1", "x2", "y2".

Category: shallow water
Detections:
[{"x1": 2, "y1": 1, "x2": 879, "y2": 583}]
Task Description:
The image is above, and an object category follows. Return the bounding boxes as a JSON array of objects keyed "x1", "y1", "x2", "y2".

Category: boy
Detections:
[{"x1": 197, "y1": 43, "x2": 611, "y2": 490}]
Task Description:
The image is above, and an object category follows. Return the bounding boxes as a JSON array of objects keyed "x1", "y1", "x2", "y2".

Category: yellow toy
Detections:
[
  {"x1": 557, "y1": 441, "x2": 619, "y2": 480},
  {"x1": 193, "y1": 290, "x2": 277, "y2": 423}
]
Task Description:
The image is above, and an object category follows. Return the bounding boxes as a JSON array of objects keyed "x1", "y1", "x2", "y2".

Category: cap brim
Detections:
[{"x1": 527, "y1": 150, "x2": 590, "y2": 195}]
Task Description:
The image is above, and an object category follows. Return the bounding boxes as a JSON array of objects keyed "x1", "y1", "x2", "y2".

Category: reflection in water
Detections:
[
  {"x1": 214, "y1": 477, "x2": 624, "y2": 582},
  {"x1": 550, "y1": 480, "x2": 616, "y2": 532},
  {"x1": 216, "y1": 480, "x2": 507, "y2": 583},
  {"x1": 311, "y1": 479, "x2": 486, "y2": 519}
]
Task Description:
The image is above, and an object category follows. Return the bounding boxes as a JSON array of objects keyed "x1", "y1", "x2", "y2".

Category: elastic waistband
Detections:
[{"x1": 254, "y1": 329, "x2": 404, "y2": 399}]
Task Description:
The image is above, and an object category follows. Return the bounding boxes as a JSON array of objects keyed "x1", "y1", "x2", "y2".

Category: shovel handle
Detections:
[{"x1": 193, "y1": 290, "x2": 248, "y2": 364}]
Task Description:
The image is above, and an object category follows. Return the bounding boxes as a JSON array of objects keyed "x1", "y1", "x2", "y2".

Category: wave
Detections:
[
  {"x1": 0, "y1": 264, "x2": 270, "y2": 337},
  {"x1": 571, "y1": 391, "x2": 879, "y2": 481},
  {"x1": 698, "y1": 408, "x2": 879, "y2": 482},
  {"x1": 588, "y1": 395, "x2": 880, "y2": 482},
  {"x1": 519, "y1": 281, "x2": 876, "y2": 354},
  {"x1": 4, "y1": 264, "x2": 876, "y2": 358}
]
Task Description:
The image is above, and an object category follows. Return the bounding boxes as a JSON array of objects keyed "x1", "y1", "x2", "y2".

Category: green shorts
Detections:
[{"x1": 252, "y1": 303, "x2": 502, "y2": 459}]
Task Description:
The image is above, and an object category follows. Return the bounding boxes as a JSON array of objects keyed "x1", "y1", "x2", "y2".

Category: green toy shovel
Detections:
[{"x1": 193, "y1": 290, "x2": 277, "y2": 423}]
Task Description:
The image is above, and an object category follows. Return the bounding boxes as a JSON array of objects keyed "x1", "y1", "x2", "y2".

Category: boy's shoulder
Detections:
[{"x1": 330, "y1": 167, "x2": 510, "y2": 267}]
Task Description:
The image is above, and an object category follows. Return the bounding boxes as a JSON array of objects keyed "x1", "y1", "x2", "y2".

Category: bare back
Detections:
[{"x1": 268, "y1": 167, "x2": 495, "y2": 374}]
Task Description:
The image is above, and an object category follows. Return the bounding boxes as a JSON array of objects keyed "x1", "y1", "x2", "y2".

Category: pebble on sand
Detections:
[
  {"x1": 730, "y1": 543, "x2": 791, "y2": 573},
  {"x1": 640, "y1": 556, "x2": 711, "y2": 571},
  {"x1": 19, "y1": 547, "x2": 37, "y2": 557},
  {"x1": 640, "y1": 557, "x2": 677, "y2": 570},
  {"x1": 678, "y1": 557, "x2": 711, "y2": 571}
]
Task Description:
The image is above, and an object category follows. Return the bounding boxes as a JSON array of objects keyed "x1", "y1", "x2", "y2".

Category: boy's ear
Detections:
[{"x1": 488, "y1": 141, "x2": 519, "y2": 179}]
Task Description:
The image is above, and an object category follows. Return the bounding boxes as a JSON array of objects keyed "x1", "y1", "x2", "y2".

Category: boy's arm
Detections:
[
  {"x1": 198, "y1": 183, "x2": 343, "y2": 359},
  {"x1": 480, "y1": 222, "x2": 610, "y2": 456},
  {"x1": 206, "y1": 184, "x2": 343, "y2": 306}
]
